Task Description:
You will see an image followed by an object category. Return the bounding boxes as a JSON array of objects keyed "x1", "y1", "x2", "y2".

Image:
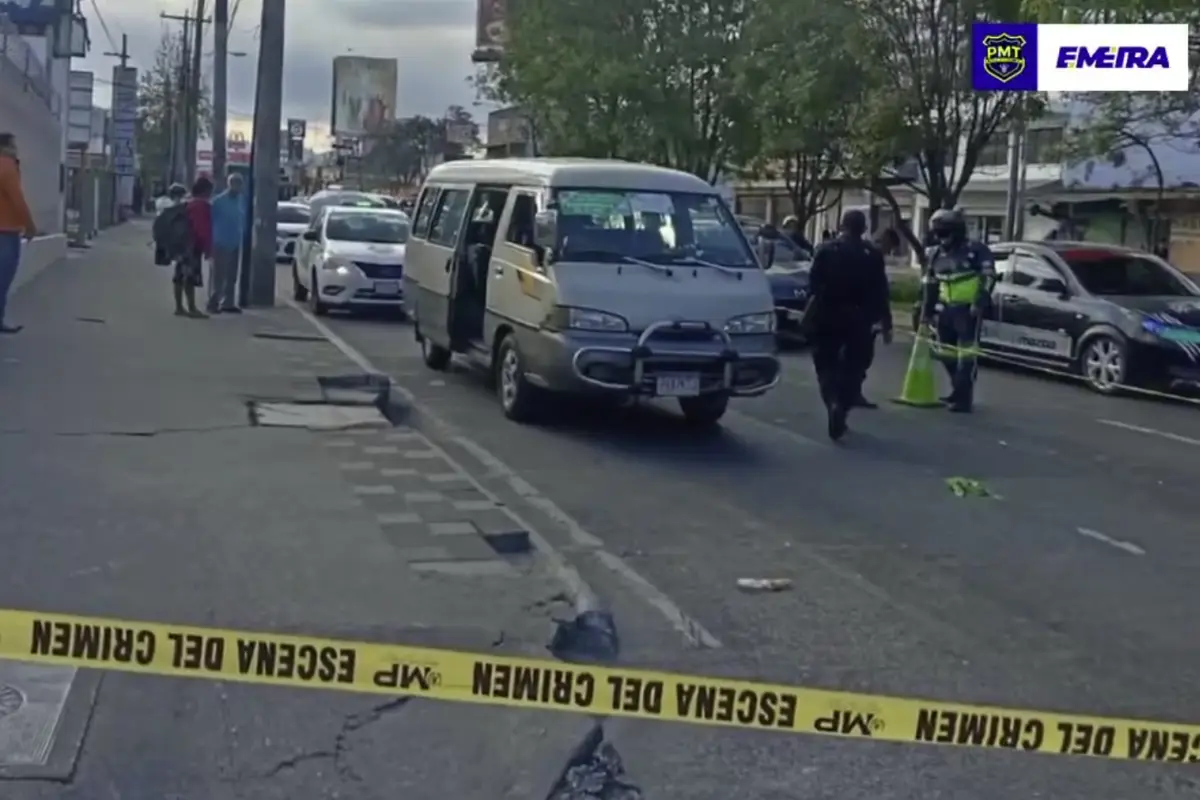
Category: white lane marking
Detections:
[
  {"x1": 281, "y1": 297, "x2": 722, "y2": 648},
  {"x1": 1096, "y1": 418, "x2": 1200, "y2": 447},
  {"x1": 1076, "y1": 527, "x2": 1146, "y2": 556}
]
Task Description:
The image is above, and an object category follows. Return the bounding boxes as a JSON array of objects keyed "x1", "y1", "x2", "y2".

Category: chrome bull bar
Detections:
[{"x1": 569, "y1": 319, "x2": 780, "y2": 396}]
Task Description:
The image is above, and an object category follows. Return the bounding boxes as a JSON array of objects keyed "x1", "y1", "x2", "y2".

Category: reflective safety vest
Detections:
[{"x1": 937, "y1": 271, "x2": 982, "y2": 305}]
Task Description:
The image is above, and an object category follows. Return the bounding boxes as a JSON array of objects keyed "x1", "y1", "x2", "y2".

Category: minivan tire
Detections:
[
  {"x1": 420, "y1": 334, "x2": 452, "y2": 371},
  {"x1": 496, "y1": 334, "x2": 542, "y2": 422},
  {"x1": 679, "y1": 393, "x2": 729, "y2": 427}
]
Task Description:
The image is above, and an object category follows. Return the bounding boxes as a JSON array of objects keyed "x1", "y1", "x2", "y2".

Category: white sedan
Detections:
[
  {"x1": 276, "y1": 201, "x2": 311, "y2": 263},
  {"x1": 292, "y1": 206, "x2": 409, "y2": 316}
]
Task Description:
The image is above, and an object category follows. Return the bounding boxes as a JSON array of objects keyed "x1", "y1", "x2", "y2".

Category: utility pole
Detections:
[
  {"x1": 162, "y1": 8, "x2": 210, "y2": 184},
  {"x1": 211, "y1": 0, "x2": 229, "y2": 183},
  {"x1": 187, "y1": 0, "x2": 206, "y2": 185},
  {"x1": 103, "y1": 33, "x2": 130, "y2": 67},
  {"x1": 1002, "y1": 98, "x2": 1027, "y2": 242},
  {"x1": 248, "y1": 0, "x2": 285, "y2": 306}
]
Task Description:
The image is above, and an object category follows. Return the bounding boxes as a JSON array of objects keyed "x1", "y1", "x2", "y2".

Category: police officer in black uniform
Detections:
[
  {"x1": 806, "y1": 210, "x2": 892, "y2": 441},
  {"x1": 920, "y1": 209, "x2": 997, "y2": 413}
]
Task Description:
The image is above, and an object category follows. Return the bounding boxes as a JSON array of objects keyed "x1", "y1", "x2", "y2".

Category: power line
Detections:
[{"x1": 87, "y1": 0, "x2": 120, "y2": 54}]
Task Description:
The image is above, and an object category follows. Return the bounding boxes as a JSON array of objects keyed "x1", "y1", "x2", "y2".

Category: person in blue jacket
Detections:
[{"x1": 207, "y1": 172, "x2": 248, "y2": 313}]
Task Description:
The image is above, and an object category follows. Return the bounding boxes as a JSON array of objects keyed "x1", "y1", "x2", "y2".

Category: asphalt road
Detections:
[{"x1": 302, "y1": 297, "x2": 1200, "y2": 799}]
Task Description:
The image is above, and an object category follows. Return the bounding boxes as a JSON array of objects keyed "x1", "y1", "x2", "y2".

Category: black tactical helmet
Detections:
[{"x1": 929, "y1": 207, "x2": 966, "y2": 242}]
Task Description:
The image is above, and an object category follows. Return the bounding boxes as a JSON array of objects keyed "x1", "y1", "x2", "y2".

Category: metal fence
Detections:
[{"x1": 0, "y1": 12, "x2": 60, "y2": 114}]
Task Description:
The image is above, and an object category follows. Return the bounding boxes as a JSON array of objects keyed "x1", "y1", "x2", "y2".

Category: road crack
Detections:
[{"x1": 252, "y1": 697, "x2": 411, "y2": 784}]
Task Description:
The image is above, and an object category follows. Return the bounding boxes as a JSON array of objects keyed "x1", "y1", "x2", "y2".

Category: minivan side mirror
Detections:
[
  {"x1": 302, "y1": 230, "x2": 319, "y2": 241},
  {"x1": 533, "y1": 210, "x2": 557, "y2": 251}
]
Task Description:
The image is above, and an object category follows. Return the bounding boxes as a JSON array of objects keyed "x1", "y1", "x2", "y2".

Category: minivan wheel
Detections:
[
  {"x1": 679, "y1": 393, "x2": 729, "y2": 427},
  {"x1": 309, "y1": 270, "x2": 328, "y2": 315},
  {"x1": 1080, "y1": 334, "x2": 1127, "y2": 394},
  {"x1": 292, "y1": 264, "x2": 308, "y2": 301},
  {"x1": 497, "y1": 335, "x2": 542, "y2": 422},
  {"x1": 420, "y1": 335, "x2": 452, "y2": 371}
]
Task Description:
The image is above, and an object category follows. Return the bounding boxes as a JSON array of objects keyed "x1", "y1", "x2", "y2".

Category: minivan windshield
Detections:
[
  {"x1": 1061, "y1": 250, "x2": 1199, "y2": 297},
  {"x1": 550, "y1": 189, "x2": 755, "y2": 268},
  {"x1": 326, "y1": 212, "x2": 410, "y2": 244}
]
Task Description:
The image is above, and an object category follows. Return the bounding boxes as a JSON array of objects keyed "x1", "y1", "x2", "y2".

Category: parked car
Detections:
[
  {"x1": 275, "y1": 201, "x2": 310, "y2": 264},
  {"x1": 760, "y1": 237, "x2": 812, "y2": 343},
  {"x1": 292, "y1": 206, "x2": 410, "y2": 315},
  {"x1": 306, "y1": 189, "x2": 386, "y2": 219},
  {"x1": 911, "y1": 241, "x2": 1200, "y2": 394}
]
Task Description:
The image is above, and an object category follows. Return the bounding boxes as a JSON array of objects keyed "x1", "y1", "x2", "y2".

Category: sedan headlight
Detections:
[
  {"x1": 725, "y1": 311, "x2": 775, "y2": 334},
  {"x1": 322, "y1": 255, "x2": 353, "y2": 276},
  {"x1": 550, "y1": 306, "x2": 629, "y2": 332}
]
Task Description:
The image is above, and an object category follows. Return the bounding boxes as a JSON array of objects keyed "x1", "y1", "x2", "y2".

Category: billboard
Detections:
[
  {"x1": 472, "y1": 0, "x2": 508, "y2": 62},
  {"x1": 330, "y1": 56, "x2": 397, "y2": 138},
  {"x1": 67, "y1": 70, "x2": 93, "y2": 149}
]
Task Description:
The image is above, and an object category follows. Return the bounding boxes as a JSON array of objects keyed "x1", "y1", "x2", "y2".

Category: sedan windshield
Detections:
[
  {"x1": 551, "y1": 189, "x2": 755, "y2": 267},
  {"x1": 326, "y1": 213, "x2": 410, "y2": 244},
  {"x1": 277, "y1": 206, "x2": 310, "y2": 225},
  {"x1": 1061, "y1": 250, "x2": 1198, "y2": 297}
]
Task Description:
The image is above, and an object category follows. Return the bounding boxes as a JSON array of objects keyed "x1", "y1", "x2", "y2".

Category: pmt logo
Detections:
[{"x1": 1055, "y1": 45, "x2": 1170, "y2": 69}]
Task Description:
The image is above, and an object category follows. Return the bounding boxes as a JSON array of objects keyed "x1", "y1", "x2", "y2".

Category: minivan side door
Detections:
[
  {"x1": 484, "y1": 189, "x2": 551, "y2": 352},
  {"x1": 415, "y1": 186, "x2": 472, "y2": 348}
]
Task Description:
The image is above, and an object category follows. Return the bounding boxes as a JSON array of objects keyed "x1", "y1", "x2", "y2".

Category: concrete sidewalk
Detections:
[{"x1": 0, "y1": 221, "x2": 591, "y2": 798}]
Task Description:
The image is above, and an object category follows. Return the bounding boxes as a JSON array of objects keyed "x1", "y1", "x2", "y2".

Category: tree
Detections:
[
  {"x1": 737, "y1": 0, "x2": 862, "y2": 229},
  {"x1": 362, "y1": 108, "x2": 482, "y2": 185},
  {"x1": 486, "y1": 0, "x2": 757, "y2": 180},
  {"x1": 839, "y1": 0, "x2": 1041, "y2": 257},
  {"x1": 136, "y1": 29, "x2": 212, "y2": 181}
]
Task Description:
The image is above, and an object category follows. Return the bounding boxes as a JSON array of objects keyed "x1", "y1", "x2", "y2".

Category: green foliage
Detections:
[
  {"x1": 889, "y1": 274, "x2": 923, "y2": 304},
  {"x1": 486, "y1": 0, "x2": 758, "y2": 180},
  {"x1": 736, "y1": 0, "x2": 862, "y2": 227},
  {"x1": 136, "y1": 30, "x2": 211, "y2": 180}
]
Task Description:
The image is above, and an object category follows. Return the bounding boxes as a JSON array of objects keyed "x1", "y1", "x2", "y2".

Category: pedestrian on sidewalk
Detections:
[
  {"x1": 207, "y1": 172, "x2": 246, "y2": 314},
  {"x1": 0, "y1": 132, "x2": 38, "y2": 334},
  {"x1": 176, "y1": 176, "x2": 214, "y2": 318}
]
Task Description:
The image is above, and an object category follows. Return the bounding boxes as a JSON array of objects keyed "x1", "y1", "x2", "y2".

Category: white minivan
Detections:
[{"x1": 403, "y1": 158, "x2": 780, "y2": 427}]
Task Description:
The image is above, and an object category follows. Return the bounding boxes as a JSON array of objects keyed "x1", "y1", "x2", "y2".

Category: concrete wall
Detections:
[{"x1": 0, "y1": 27, "x2": 63, "y2": 234}]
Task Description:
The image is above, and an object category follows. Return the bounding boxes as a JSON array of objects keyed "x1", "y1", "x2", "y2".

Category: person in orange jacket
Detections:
[{"x1": 0, "y1": 132, "x2": 37, "y2": 334}]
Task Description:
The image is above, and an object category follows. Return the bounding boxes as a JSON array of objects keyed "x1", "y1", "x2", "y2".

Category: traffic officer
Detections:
[
  {"x1": 920, "y1": 208, "x2": 996, "y2": 413},
  {"x1": 805, "y1": 209, "x2": 892, "y2": 441}
]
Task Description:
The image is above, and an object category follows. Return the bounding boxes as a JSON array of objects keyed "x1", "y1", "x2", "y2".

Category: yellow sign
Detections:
[{"x1": 2, "y1": 608, "x2": 1197, "y2": 763}]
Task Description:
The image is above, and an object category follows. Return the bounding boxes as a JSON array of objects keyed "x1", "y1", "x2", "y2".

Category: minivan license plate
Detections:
[
  {"x1": 374, "y1": 280, "x2": 400, "y2": 296},
  {"x1": 656, "y1": 375, "x2": 700, "y2": 396}
]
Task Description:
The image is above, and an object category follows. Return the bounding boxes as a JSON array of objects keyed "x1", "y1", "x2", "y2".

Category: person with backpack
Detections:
[
  {"x1": 153, "y1": 177, "x2": 212, "y2": 318},
  {"x1": 152, "y1": 183, "x2": 187, "y2": 266}
]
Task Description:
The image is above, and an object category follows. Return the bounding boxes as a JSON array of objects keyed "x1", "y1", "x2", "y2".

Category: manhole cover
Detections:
[{"x1": 0, "y1": 684, "x2": 24, "y2": 718}]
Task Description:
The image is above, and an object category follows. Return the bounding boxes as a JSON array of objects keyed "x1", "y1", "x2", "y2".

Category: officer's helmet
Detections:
[{"x1": 928, "y1": 208, "x2": 966, "y2": 243}]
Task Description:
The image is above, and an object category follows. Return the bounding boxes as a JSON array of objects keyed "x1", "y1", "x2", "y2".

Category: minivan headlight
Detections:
[
  {"x1": 551, "y1": 306, "x2": 629, "y2": 332},
  {"x1": 725, "y1": 311, "x2": 775, "y2": 334}
]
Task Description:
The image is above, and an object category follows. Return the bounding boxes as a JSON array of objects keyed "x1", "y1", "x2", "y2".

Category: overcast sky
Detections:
[{"x1": 76, "y1": 0, "x2": 487, "y2": 147}]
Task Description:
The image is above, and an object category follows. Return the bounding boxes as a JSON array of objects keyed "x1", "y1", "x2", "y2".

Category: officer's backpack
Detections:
[{"x1": 152, "y1": 203, "x2": 189, "y2": 262}]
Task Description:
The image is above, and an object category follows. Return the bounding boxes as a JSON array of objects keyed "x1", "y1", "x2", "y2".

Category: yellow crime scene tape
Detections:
[
  {"x1": 1, "y1": 608, "x2": 1199, "y2": 765},
  {"x1": 904, "y1": 323, "x2": 1200, "y2": 406}
]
